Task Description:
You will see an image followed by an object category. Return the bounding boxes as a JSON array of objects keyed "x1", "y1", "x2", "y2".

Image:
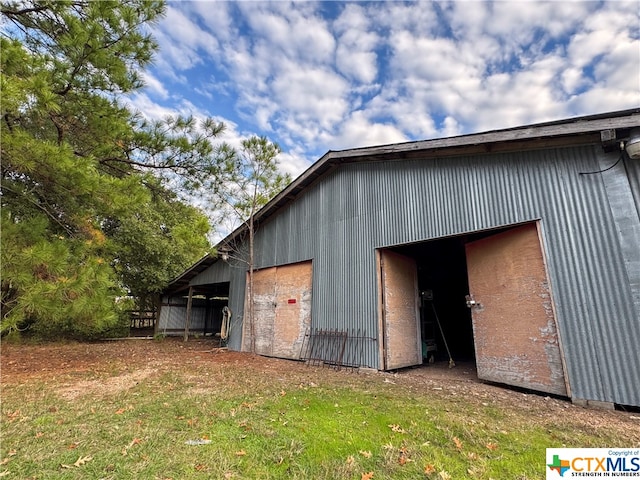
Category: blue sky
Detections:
[{"x1": 130, "y1": 0, "x2": 640, "y2": 180}]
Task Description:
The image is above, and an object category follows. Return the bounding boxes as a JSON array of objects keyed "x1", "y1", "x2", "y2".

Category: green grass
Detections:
[{"x1": 1, "y1": 347, "x2": 638, "y2": 479}]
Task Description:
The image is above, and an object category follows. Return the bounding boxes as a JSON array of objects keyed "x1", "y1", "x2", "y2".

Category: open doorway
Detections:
[
  {"x1": 392, "y1": 237, "x2": 474, "y2": 367},
  {"x1": 378, "y1": 222, "x2": 568, "y2": 396}
]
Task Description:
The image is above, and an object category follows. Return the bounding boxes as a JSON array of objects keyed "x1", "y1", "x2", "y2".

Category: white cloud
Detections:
[
  {"x1": 140, "y1": 71, "x2": 169, "y2": 100},
  {"x1": 271, "y1": 64, "x2": 350, "y2": 127},
  {"x1": 329, "y1": 110, "x2": 408, "y2": 150},
  {"x1": 187, "y1": 1, "x2": 235, "y2": 44},
  {"x1": 152, "y1": 5, "x2": 221, "y2": 78},
  {"x1": 371, "y1": 1, "x2": 440, "y2": 36},
  {"x1": 240, "y1": 2, "x2": 335, "y2": 64},
  {"x1": 334, "y1": 4, "x2": 379, "y2": 83}
]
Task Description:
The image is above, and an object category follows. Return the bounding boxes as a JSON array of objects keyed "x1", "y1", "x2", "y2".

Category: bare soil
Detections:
[{"x1": 2, "y1": 338, "x2": 639, "y2": 443}]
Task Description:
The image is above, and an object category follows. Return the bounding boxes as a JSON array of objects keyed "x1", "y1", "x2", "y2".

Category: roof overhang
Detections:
[{"x1": 162, "y1": 254, "x2": 218, "y2": 296}]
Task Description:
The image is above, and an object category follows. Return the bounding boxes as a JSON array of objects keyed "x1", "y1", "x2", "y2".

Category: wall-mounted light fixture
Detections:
[
  {"x1": 218, "y1": 245, "x2": 230, "y2": 262},
  {"x1": 625, "y1": 127, "x2": 640, "y2": 160}
]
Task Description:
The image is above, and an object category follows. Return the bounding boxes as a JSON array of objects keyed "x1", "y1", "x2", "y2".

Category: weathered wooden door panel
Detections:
[
  {"x1": 244, "y1": 261, "x2": 312, "y2": 359},
  {"x1": 272, "y1": 262, "x2": 312, "y2": 359},
  {"x1": 380, "y1": 250, "x2": 422, "y2": 370},
  {"x1": 465, "y1": 223, "x2": 567, "y2": 396},
  {"x1": 250, "y1": 266, "x2": 276, "y2": 356}
]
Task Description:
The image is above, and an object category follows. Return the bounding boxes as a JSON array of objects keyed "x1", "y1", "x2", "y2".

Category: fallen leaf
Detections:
[
  {"x1": 280, "y1": 390, "x2": 286, "y2": 396},
  {"x1": 399, "y1": 455, "x2": 407, "y2": 466},
  {"x1": 388, "y1": 424, "x2": 406, "y2": 433},
  {"x1": 35, "y1": 432, "x2": 44, "y2": 438},
  {"x1": 194, "y1": 463, "x2": 208, "y2": 471},
  {"x1": 359, "y1": 450, "x2": 372, "y2": 458},
  {"x1": 453, "y1": 437, "x2": 463, "y2": 450},
  {"x1": 361, "y1": 472, "x2": 374, "y2": 480},
  {"x1": 235, "y1": 450, "x2": 246, "y2": 456},
  {"x1": 6, "y1": 410, "x2": 20, "y2": 421},
  {"x1": 0, "y1": 459, "x2": 8, "y2": 466},
  {"x1": 346, "y1": 455, "x2": 355, "y2": 466},
  {"x1": 7, "y1": 452, "x2": 16, "y2": 458},
  {"x1": 68, "y1": 443, "x2": 78, "y2": 450},
  {"x1": 122, "y1": 437, "x2": 142, "y2": 456},
  {"x1": 115, "y1": 408, "x2": 126, "y2": 415},
  {"x1": 486, "y1": 442, "x2": 498, "y2": 450},
  {"x1": 73, "y1": 455, "x2": 92, "y2": 467},
  {"x1": 424, "y1": 463, "x2": 436, "y2": 474}
]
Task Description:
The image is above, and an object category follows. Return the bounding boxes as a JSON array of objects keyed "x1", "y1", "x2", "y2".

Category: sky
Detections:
[{"x1": 131, "y1": 0, "x2": 640, "y2": 181}]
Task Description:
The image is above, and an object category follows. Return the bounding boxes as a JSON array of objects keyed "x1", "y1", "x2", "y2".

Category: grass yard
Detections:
[{"x1": 1, "y1": 339, "x2": 638, "y2": 479}]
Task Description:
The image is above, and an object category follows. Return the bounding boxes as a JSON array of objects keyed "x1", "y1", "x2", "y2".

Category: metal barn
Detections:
[{"x1": 161, "y1": 110, "x2": 640, "y2": 409}]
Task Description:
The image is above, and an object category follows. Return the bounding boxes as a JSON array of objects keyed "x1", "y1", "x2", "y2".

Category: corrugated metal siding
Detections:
[
  {"x1": 157, "y1": 296, "x2": 209, "y2": 335},
  {"x1": 220, "y1": 144, "x2": 640, "y2": 406},
  {"x1": 158, "y1": 299, "x2": 188, "y2": 334},
  {"x1": 190, "y1": 259, "x2": 230, "y2": 284}
]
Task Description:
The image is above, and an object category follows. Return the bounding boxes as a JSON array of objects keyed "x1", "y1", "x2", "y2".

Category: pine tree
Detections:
[{"x1": 1, "y1": 1, "x2": 224, "y2": 338}]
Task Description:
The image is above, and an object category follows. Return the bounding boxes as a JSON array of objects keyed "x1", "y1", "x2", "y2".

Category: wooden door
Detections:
[
  {"x1": 244, "y1": 261, "x2": 312, "y2": 359},
  {"x1": 379, "y1": 250, "x2": 422, "y2": 370},
  {"x1": 250, "y1": 266, "x2": 276, "y2": 356},
  {"x1": 465, "y1": 223, "x2": 567, "y2": 396},
  {"x1": 272, "y1": 262, "x2": 312, "y2": 359}
]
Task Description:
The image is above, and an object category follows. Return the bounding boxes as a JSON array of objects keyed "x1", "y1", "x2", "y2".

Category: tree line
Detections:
[{"x1": 1, "y1": 1, "x2": 290, "y2": 340}]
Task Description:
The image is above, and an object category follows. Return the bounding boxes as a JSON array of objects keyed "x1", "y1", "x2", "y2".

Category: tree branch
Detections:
[
  {"x1": 1, "y1": 183, "x2": 75, "y2": 236},
  {"x1": 1, "y1": 5, "x2": 50, "y2": 16}
]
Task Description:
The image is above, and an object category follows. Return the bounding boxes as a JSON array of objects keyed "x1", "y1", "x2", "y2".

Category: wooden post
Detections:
[{"x1": 184, "y1": 286, "x2": 193, "y2": 342}]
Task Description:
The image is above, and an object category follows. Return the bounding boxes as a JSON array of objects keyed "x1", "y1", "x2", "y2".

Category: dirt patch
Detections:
[
  {"x1": 2, "y1": 338, "x2": 639, "y2": 441},
  {"x1": 57, "y1": 367, "x2": 156, "y2": 400}
]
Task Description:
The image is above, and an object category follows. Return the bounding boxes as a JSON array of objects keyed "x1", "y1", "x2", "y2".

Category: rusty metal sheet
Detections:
[
  {"x1": 380, "y1": 250, "x2": 422, "y2": 370},
  {"x1": 465, "y1": 222, "x2": 567, "y2": 396}
]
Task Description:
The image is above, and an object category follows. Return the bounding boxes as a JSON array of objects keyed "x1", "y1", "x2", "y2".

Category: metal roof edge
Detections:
[
  {"x1": 162, "y1": 253, "x2": 218, "y2": 294},
  {"x1": 216, "y1": 108, "x2": 640, "y2": 248},
  {"x1": 332, "y1": 108, "x2": 640, "y2": 159}
]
